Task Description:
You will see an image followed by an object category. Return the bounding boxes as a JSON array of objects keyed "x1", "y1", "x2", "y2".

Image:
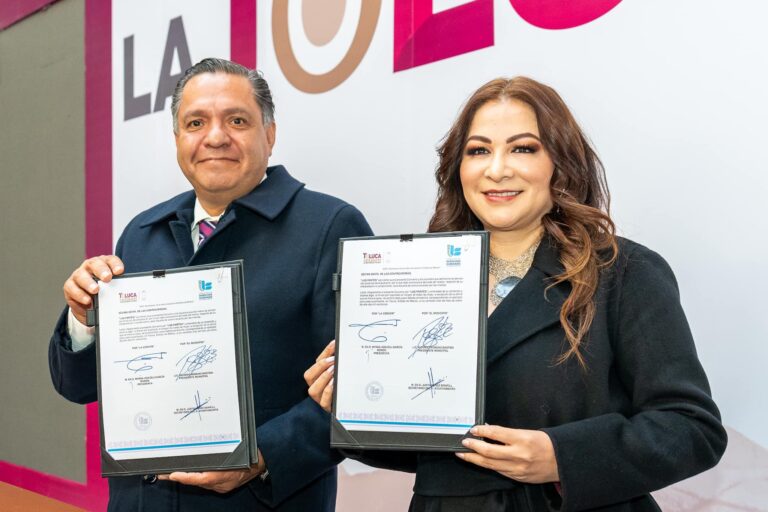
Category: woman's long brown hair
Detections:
[{"x1": 428, "y1": 77, "x2": 618, "y2": 367}]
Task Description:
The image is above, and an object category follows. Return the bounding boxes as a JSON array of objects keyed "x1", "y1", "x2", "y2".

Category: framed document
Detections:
[
  {"x1": 90, "y1": 261, "x2": 257, "y2": 476},
  {"x1": 331, "y1": 232, "x2": 488, "y2": 451}
]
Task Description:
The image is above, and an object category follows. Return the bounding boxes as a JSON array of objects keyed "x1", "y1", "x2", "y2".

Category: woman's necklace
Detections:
[{"x1": 489, "y1": 239, "x2": 540, "y2": 306}]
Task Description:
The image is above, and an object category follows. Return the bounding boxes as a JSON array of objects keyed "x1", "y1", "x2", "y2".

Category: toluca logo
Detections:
[
  {"x1": 363, "y1": 252, "x2": 382, "y2": 264},
  {"x1": 119, "y1": 292, "x2": 138, "y2": 303},
  {"x1": 198, "y1": 280, "x2": 213, "y2": 300}
]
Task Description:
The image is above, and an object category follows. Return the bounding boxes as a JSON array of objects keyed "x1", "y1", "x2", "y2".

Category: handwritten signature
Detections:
[
  {"x1": 114, "y1": 352, "x2": 167, "y2": 372},
  {"x1": 180, "y1": 390, "x2": 211, "y2": 421},
  {"x1": 409, "y1": 316, "x2": 453, "y2": 358},
  {"x1": 176, "y1": 345, "x2": 217, "y2": 379},
  {"x1": 411, "y1": 368, "x2": 446, "y2": 400},
  {"x1": 348, "y1": 319, "x2": 401, "y2": 343}
]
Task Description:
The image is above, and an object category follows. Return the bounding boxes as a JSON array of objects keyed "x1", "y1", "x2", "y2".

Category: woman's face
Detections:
[{"x1": 460, "y1": 99, "x2": 555, "y2": 236}]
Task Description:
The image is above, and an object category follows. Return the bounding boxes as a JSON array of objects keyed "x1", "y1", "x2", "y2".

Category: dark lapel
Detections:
[
  {"x1": 138, "y1": 190, "x2": 196, "y2": 263},
  {"x1": 486, "y1": 237, "x2": 570, "y2": 365},
  {"x1": 189, "y1": 208, "x2": 237, "y2": 265},
  {"x1": 169, "y1": 208, "x2": 195, "y2": 263}
]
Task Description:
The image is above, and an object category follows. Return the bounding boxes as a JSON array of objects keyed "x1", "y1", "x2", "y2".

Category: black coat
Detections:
[
  {"x1": 48, "y1": 166, "x2": 373, "y2": 512},
  {"x1": 352, "y1": 237, "x2": 727, "y2": 511}
]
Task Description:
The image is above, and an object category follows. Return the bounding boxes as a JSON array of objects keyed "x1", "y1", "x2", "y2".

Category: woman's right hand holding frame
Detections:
[{"x1": 304, "y1": 340, "x2": 336, "y2": 412}]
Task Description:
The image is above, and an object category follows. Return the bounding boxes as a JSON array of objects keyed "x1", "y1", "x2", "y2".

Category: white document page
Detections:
[
  {"x1": 97, "y1": 267, "x2": 242, "y2": 460},
  {"x1": 335, "y1": 235, "x2": 482, "y2": 435}
]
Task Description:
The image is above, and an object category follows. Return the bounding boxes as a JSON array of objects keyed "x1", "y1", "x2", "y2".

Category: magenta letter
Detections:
[
  {"x1": 509, "y1": 0, "x2": 623, "y2": 30},
  {"x1": 394, "y1": 0, "x2": 494, "y2": 72}
]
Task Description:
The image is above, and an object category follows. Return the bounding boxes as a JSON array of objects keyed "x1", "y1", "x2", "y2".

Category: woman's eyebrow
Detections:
[
  {"x1": 466, "y1": 135, "x2": 491, "y2": 143},
  {"x1": 465, "y1": 133, "x2": 542, "y2": 144},
  {"x1": 507, "y1": 132, "x2": 541, "y2": 143}
]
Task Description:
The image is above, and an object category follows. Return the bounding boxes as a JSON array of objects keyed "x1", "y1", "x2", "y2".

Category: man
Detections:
[{"x1": 49, "y1": 58, "x2": 372, "y2": 511}]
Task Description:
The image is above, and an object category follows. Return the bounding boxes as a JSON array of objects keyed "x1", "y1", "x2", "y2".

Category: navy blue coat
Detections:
[{"x1": 49, "y1": 165, "x2": 373, "y2": 511}]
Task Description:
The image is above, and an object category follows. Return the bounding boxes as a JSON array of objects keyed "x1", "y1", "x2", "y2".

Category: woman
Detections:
[{"x1": 304, "y1": 77, "x2": 726, "y2": 511}]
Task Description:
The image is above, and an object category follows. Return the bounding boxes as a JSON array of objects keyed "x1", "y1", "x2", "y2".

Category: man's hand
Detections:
[
  {"x1": 456, "y1": 425, "x2": 559, "y2": 484},
  {"x1": 303, "y1": 340, "x2": 335, "y2": 412},
  {"x1": 63, "y1": 255, "x2": 125, "y2": 324},
  {"x1": 158, "y1": 451, "x2": 267, "y2": 493}
]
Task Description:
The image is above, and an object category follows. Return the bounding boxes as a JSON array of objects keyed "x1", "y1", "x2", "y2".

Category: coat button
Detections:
[{"x1": 142, "y1": 474, "x2": 158, "y2": 484}]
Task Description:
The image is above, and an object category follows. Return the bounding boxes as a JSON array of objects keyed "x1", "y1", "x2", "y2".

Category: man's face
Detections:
[{"x1": 175, "y1": 72, "x2": 276, "y2": 213}]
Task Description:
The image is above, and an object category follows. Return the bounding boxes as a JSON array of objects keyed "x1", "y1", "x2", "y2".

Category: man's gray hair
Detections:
[{"x1": 171, "y1": 57, "x2": 275, "y2": 134}]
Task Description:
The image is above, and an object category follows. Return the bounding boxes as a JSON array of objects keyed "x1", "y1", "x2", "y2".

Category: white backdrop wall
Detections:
[{"x1": 111, "y1": 1, "x2": 767, "y2": 508}]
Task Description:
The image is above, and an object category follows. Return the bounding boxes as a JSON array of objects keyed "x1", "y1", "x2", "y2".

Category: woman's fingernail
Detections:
[
  {"x1": 326, "y1": 365, "x2": 335, "y2": 373},
  {"x1": 470, "y1": 426, "x2": 479, "y2": 435},
  {"x1": 455, "y1": 452, "x2": 465, "y2": 459},
  {"x1": 461, "y1": 438, "x2": 470, "y2": 447},
  {"x1": 324, "y1": 356, "x2": 335, "y2": 363}
]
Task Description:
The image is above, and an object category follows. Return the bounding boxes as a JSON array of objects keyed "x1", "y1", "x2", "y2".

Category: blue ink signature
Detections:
[
  {"x1": 180, "y1": 390, "x2": 211, "y2": 421},
  {"x1": 114, "y1": 352, "x2": 167, "y2": 372},
  {"x1": 409, "y1": 316, "x2": 453, "y2": 358},
  {"x1": 411, "y1": 368, "x2": 446, "y2": 400},
  {"x1": 348, "y1": 319, "x2": 401, "y2": 343},
  {"x1": 176, "y1": 345, "x2": 217, "y2": 379}
]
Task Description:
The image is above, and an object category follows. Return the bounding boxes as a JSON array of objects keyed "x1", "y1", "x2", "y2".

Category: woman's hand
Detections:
[
  {"x1": 456, "y1": 425, "x2": 559, "y2": 484},
  {"x1": 303, "y1": 340, "x2": 335, "y2": 412}
]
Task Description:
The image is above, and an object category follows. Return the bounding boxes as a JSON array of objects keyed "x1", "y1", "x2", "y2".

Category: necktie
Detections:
[{"x1": 197, "y1": 219, "x2": 218, "y2": 247}]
